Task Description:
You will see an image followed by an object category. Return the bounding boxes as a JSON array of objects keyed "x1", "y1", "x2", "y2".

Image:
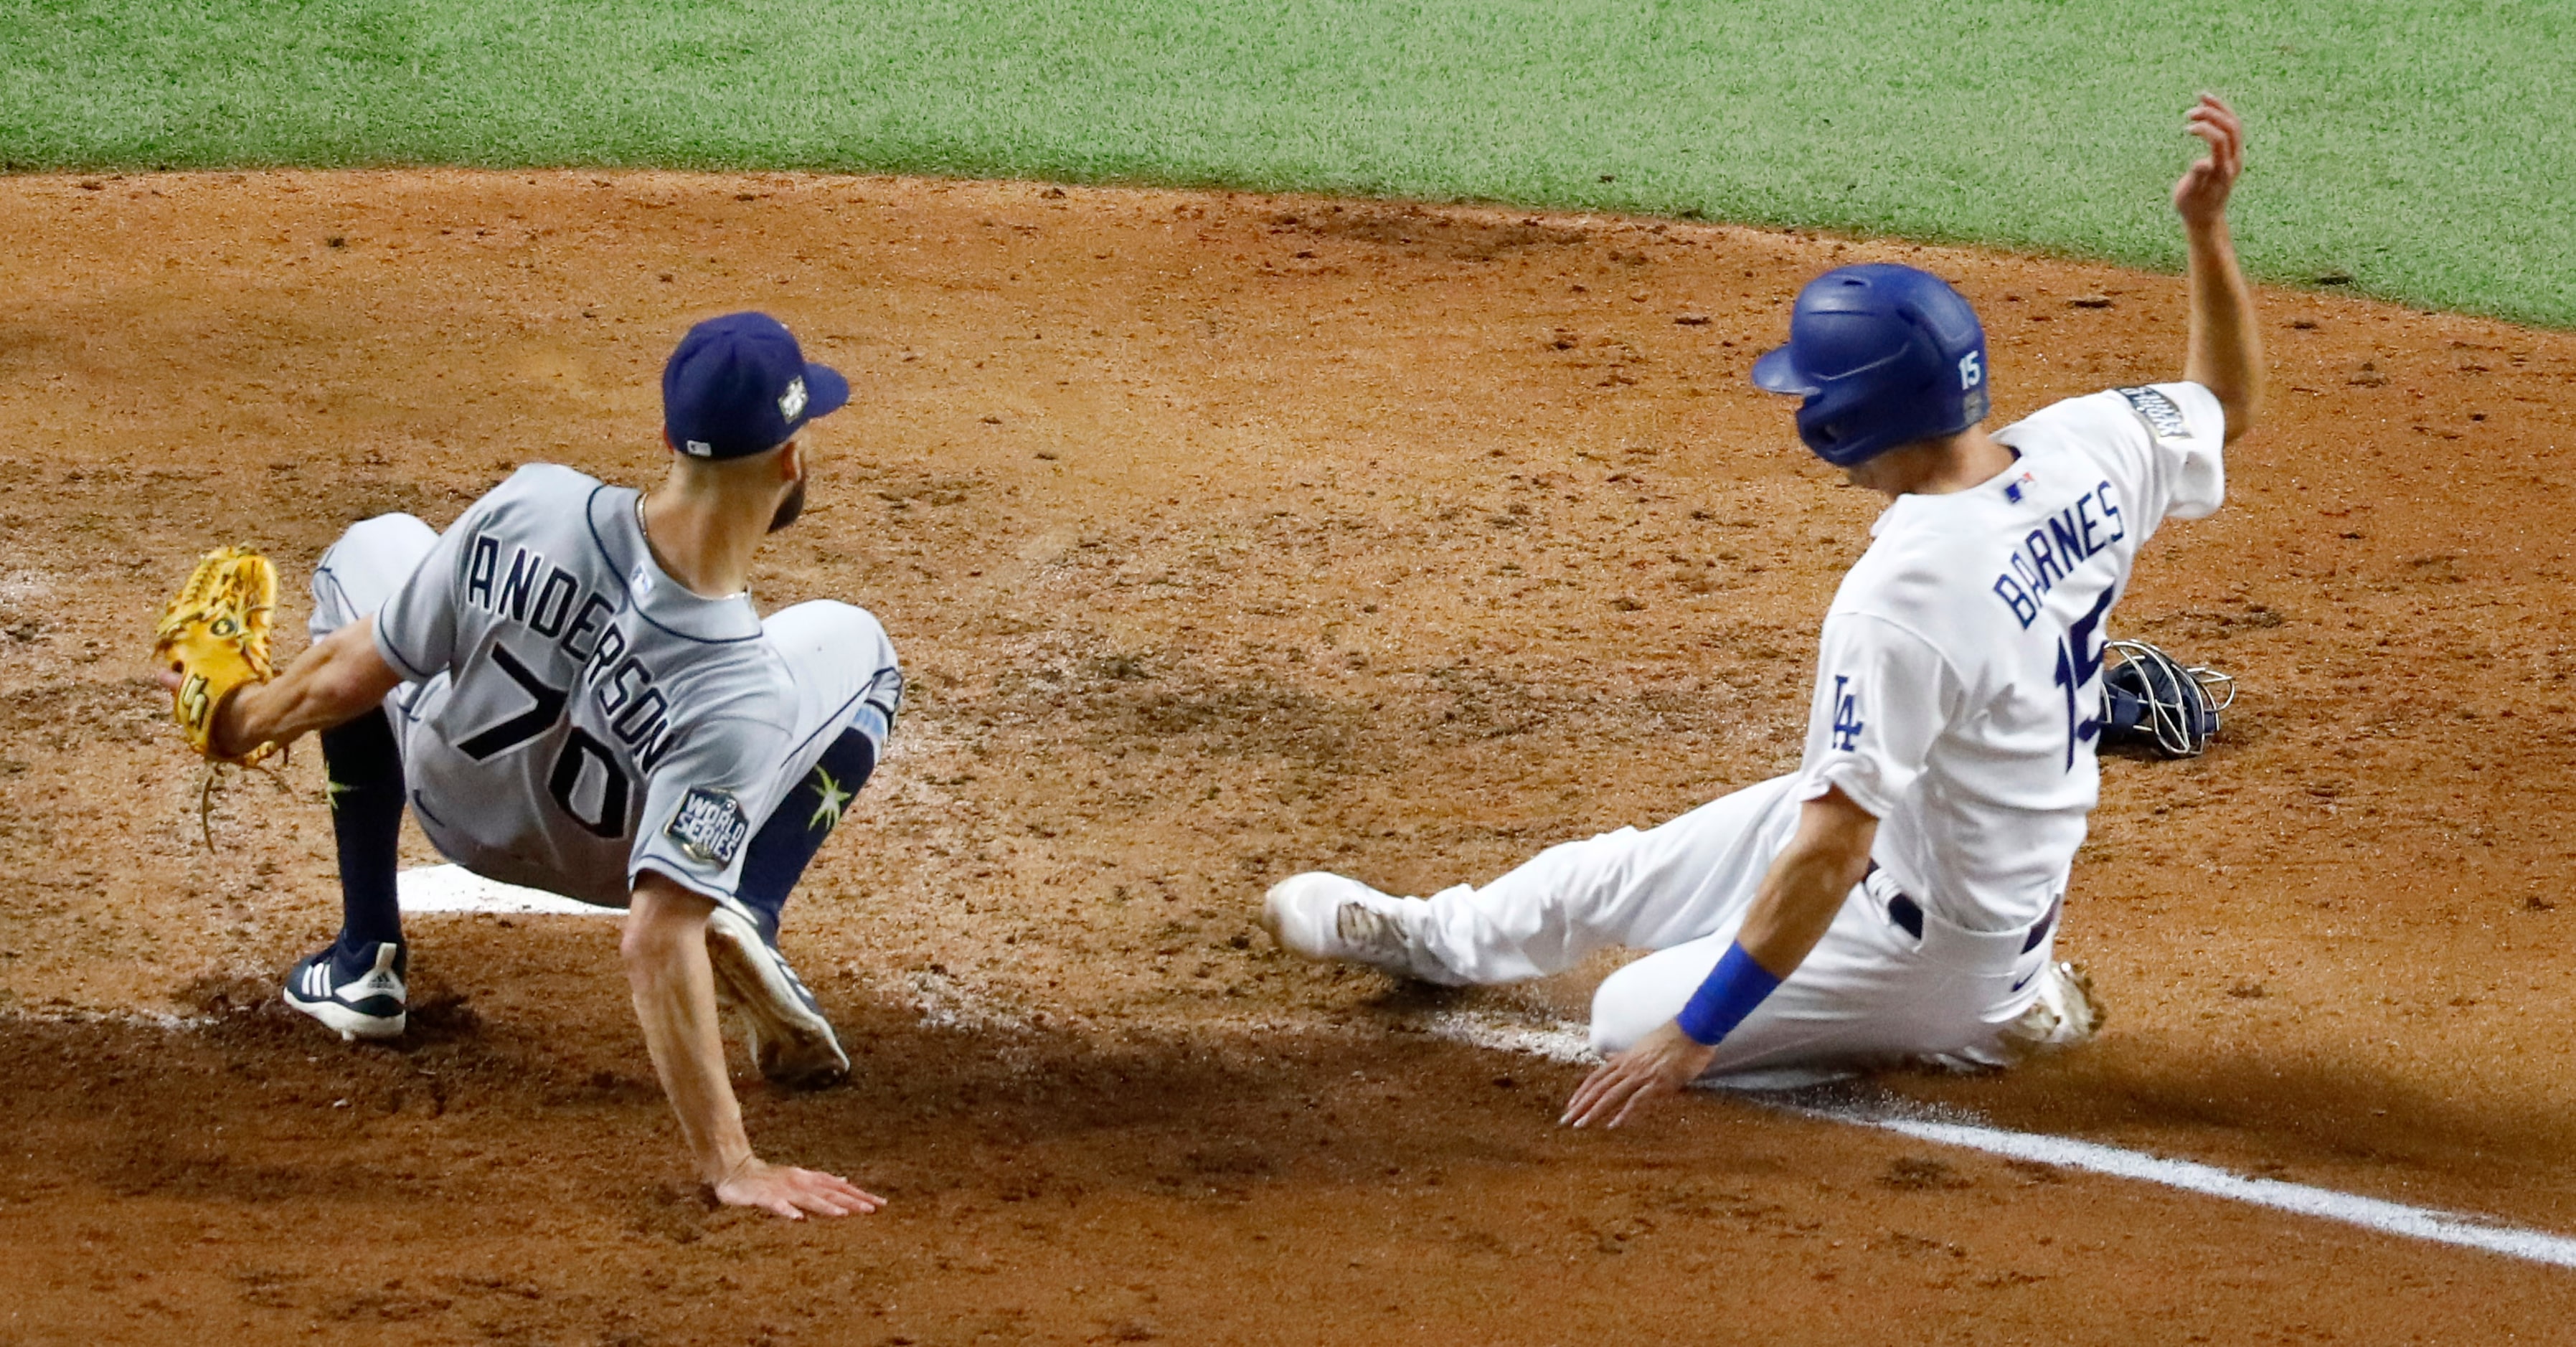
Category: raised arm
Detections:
[{"x1": 2175, "y1": 93, "x2": 2262, "y2": 444}]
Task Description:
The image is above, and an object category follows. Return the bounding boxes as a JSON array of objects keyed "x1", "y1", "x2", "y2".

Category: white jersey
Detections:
[
  {"x1": 372, "y1": 464, "x2": 853, "y2": 908},
  {"x1": 1795, "y1": 382, "x2": 2227, "y2": 932}
]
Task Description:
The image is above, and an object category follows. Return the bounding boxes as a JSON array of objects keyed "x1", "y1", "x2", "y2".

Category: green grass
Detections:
[{"x1": 4, "y1": 1, "x2": 2571, "y2": 325}]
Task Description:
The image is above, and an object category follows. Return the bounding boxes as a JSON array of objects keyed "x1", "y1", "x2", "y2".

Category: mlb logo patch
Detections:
[
  {"x1": 666, "y1": 787, "x2": 751, "y2": 867},
  {"x1": 2003, "y1": 471, "x2": 2036, "y2": 504}
]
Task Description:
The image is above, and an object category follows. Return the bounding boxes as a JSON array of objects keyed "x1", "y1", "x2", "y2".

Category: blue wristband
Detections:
[{"x1": 1674, "y1": 942, "x2": 1783, "y2": 1046}]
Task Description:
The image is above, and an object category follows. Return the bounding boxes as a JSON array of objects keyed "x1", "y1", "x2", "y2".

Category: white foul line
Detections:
[
  {"x1": 1838, "y1": 1110, "x2": 2576, "y2": 1270},
  {"x1": 1416, "y1": 1008, "x2": 2576, "y2": 1271},
  {"x1": 380, "y1": 875, "x2": 2576, "y2": 1272}
]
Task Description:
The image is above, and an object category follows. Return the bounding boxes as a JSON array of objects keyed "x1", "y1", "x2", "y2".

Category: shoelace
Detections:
[{"x1": 1332, "y1": 903, "x2": 1410, "y2": 958}]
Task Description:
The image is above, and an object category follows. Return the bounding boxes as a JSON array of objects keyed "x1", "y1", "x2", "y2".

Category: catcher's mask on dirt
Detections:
[
  {"x1": 1750, "y1": 264, "x2": 1990, "y2": 466},
  {"x1": 663, "y1": 312, "x2": 851, "y2": 460},
  {"x1": 2100, "y1": 639, "x2": 2235, "y2": 757}
]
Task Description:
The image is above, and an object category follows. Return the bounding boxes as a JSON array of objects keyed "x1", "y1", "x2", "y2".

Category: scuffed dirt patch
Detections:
[{"x1": 2, "y1": 170, "x2": 2575, "y2": 1341}]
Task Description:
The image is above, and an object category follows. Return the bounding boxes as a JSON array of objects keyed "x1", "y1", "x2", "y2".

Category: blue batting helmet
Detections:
[{"x1": 1750, "y1": 264, "x2": 1989, "y2": 466}]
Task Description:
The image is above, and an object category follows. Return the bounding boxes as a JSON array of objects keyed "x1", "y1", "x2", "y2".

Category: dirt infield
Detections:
[{"x1": 4, "y1": 170, "x2": 2575, "y2": 1343}]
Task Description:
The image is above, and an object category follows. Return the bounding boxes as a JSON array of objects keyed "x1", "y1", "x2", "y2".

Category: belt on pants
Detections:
[{"x1": 1871, "y1": 863, "x2": 2059, "y2": 954}]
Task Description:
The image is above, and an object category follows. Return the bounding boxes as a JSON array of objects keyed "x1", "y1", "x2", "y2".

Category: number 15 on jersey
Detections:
[{"x1": 2051, "y1": 585, "x2": 2117, "y2": 770}]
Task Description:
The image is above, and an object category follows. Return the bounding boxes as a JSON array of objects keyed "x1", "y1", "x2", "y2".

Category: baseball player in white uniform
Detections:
[
  {"x1": 1266, "y1": 98, "x2": 2262, "y2": 1128},
  {"x1": 175, "y1": 313, "x2": 901, "y2": 1217}
]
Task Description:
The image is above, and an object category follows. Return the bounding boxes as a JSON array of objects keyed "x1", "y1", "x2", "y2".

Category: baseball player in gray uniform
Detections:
[
  {"x1": 1266, "y1": 98, "x2": 2261, "y2": 1128},
  {"x1": 177, "y1": 313, "x2": 902, "y2": 1217}
]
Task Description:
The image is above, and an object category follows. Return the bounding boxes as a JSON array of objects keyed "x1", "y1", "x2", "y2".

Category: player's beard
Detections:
[{"x1": 768, "y1": 476, "x2": 806, "y2": 534}]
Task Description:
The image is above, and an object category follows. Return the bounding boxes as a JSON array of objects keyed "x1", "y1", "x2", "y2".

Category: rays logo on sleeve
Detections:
[{"x1": 666, "y1": 787, "x2": 751, "y2": 866}]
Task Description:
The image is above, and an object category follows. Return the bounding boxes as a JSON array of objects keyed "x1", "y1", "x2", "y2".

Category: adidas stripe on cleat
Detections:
[{"x1": 283, "y1": 940, "x2": 407, "y2": 1041}]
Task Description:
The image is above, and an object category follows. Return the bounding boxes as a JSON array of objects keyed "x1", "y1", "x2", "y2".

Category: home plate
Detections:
[{"x1": 397, "y1": 864, "x2": 618, "y2": 917}]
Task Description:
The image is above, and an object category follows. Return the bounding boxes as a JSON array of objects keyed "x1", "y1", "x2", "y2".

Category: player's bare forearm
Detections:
[
  {"x1": 1561, "y1": 790, "x2": 1875, "y2": 1129},
  {"x1": 2184, "y1": 220, "x2": 2261, "y2": 443},
  {"x1": 2174, "y1": 93, "x2": 2263, "y2": 443},
  {"x1": 195, "y1": 620, "x2": 404, "y2": 757},
  {"x1": 623, "y1": 879, "x2": 758, "y2": 1180},
  {"x1": 1735, "y1": 789, "x2": 1879, "y2": 977},
  {"x1": 624, "y1": 874, "x2": 882, "y2": 1219}
]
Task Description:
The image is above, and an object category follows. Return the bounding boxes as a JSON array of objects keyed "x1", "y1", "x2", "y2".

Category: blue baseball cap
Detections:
[{"x1": 661, "y1": 312, "x2": 851, "y2": 460}]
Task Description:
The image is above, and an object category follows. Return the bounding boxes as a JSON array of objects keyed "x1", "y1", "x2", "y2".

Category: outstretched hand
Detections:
[
  {"x1": 1561, "y1": 1021, "x2": 1718, "y2": 1129},
  {"x1": 2173, "y1": 93, "x2": 2245, "y2": 226},
  {"x1": 713, "y1": 1155, "x2": 885, "y2": 1220}
]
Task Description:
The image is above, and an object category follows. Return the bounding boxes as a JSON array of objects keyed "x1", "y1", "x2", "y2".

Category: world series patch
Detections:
[
  {"x1": 665, "y1": 787, "x2": 750, "y2": 866},
  {"x1": 2115, "y1": 386, "x2": 2189, "y2": 440}
]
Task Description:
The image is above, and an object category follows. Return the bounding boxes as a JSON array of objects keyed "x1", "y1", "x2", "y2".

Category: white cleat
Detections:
[
  {"x1": 704, "y1": 907, "x2": 850, "y2": 1090},
  {"x1": 1260, "y1": 872, "x2": 1456, "y2": 983},
  {"x1": 2001, "y1": 960, "x2": 2105, "y2": 1057}
]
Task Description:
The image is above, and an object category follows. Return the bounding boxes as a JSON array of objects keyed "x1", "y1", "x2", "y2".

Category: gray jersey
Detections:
[{"x1": 374, "y1": 465, "x2": 808, "y2": 907}]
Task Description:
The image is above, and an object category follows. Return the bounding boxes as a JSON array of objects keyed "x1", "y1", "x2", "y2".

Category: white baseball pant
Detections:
[{"x1": 1414, "y1": 775, "x2": 2061, "y2": 1074}]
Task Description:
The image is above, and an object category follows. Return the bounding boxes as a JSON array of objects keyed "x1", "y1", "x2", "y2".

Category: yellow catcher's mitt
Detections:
[{"x1": 154, "y1": 544, "x2": 279, "y2": 766}]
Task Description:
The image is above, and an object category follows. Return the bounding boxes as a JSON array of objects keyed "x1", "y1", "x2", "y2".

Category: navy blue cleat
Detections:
[
  {"x1": 704, "y1": 907, "x2": 849, "y2": 1089},
  {"x1": 283, "y1": 940, "x2": 407, "y2": 1041}
]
